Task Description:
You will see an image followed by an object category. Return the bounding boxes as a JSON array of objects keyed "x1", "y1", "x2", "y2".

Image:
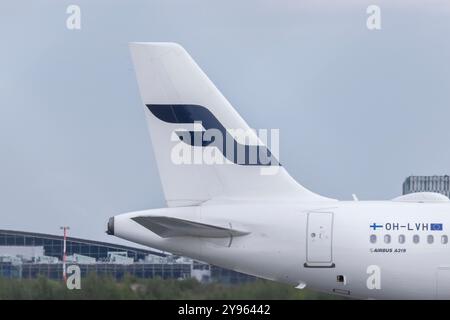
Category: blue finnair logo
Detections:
[{"x1": 147, "y1": 104, "x2": 280, "y2": 166}]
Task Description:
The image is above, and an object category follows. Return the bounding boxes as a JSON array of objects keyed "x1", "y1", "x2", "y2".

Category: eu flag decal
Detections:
[{"x1": 431, "y1": 223, "x2": 443, "y2": 231}]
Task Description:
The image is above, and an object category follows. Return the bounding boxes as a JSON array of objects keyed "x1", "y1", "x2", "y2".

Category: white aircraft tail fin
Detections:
[{"x1": 129, "y1": 42, "x2": 333, "y2": 206}]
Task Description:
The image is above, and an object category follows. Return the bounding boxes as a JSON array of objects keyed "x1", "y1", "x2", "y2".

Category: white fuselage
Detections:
[{"x1": 112, "y1": 200, "x2": 450, "y2": 299}]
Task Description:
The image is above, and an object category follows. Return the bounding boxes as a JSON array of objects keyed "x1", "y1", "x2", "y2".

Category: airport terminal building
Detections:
[{"x1": 0, "y1": 229, "x2": 254, "y2": 284}]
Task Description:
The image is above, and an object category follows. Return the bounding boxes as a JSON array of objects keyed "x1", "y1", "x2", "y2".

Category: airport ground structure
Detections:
[
  {"x1": 403, "y1": 175, "x2": 450, "y2": 198},
  {"x1": 0, "y1": 230, "x2": 254, "y2": 284}
]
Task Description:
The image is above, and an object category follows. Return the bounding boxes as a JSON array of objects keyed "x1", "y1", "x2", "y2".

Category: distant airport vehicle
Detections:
[{"x1": 107, "y1": 42, "x2": 450, "y2": 299}]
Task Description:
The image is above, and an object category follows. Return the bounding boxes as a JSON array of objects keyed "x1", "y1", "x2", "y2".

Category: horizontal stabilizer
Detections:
[{"x1": 132, "y1": 216, "x2": 250, "y2": 238}]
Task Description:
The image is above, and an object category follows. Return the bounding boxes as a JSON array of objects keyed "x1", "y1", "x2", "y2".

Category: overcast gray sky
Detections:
[{"x1": 0, "y1": 0, "x2": 449, "y2": 244}]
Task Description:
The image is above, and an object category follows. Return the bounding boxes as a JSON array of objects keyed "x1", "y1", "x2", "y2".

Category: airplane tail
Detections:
[{"x1": 129, "y1": 42, "x2": 333, "y2": 206}]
